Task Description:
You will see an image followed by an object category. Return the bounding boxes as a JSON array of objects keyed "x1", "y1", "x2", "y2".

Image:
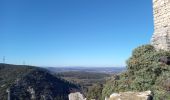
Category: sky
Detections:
[{"x1": 0, "y1": 0, "x2": 154, "y2": 67}]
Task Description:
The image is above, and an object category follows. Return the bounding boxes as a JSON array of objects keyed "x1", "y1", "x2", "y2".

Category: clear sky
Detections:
[{"x1": 0, "y1": 0, "x2": 153, "y2": 67}]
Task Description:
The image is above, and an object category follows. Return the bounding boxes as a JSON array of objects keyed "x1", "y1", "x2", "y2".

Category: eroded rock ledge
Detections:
[{"x1": 105, "y1": 91, "x2": 153, "y2": 100}]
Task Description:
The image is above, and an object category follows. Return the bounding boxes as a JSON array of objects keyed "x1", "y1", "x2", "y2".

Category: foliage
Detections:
[
  {"x1": 86, "y1": 84, "x2": 103, "y2": 100},
  {"x1": 102, "y1": 45, "x2": 170, "y2": 100},
  {"x1": 0, "y1": 64, "x2": 35, "y2": 100}
]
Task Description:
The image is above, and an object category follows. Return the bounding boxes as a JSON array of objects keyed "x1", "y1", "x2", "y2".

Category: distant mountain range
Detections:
[{"x1": 45, "y1": 67, "x2": 126, "y2": 74}]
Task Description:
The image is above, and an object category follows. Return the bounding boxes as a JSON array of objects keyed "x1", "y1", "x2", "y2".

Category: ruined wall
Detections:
[
  {"x1": 151, "y1": 0, "x2": 170, "y2": 50},
  {"x1": 153, "y1": 0, "x2": 170, "y2": 31}
]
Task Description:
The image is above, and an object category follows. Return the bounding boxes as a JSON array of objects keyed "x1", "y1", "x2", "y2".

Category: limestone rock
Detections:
[
  {"x1": 69, "y1": 92, "x2": 86, "y2": 100},
  {"x1": 106, "y1": 91, "x2": 153, "y2": 100}
]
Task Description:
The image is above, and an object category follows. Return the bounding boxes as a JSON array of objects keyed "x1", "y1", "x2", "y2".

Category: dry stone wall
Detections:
[{"x1": 151, "y1": 0, "x2": 170, "y2": 50}]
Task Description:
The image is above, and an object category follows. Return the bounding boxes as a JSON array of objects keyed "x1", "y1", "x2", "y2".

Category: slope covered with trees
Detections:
[
  {"x1": 0, "y1": 64, "x2": 79, "y2": 100},
  {"x1": 0, "y1": 64, "x2": 36, "y2": 99}
]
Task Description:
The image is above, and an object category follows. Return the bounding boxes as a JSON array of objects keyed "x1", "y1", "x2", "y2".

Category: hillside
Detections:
[
  {"x1": 0, "y1": 64, "x2": 36, "y2": 99},
  {"x1": 102, "y1": 45, "x2": 170, "y2": 100},
  {"x1": 0, "y1": 64, "x2": 79, "y2": 100}
]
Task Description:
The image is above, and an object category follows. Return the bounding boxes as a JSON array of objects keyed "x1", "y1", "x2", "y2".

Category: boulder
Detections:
[
  {"x1": 69, "y1": 92, "x2": 86, "y2": 100},
  {"x1": 106, "y1": 91, "x2": 152, "y2": 100}
]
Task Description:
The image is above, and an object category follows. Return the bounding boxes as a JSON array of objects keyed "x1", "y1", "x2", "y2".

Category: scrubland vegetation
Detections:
[{"x1": 102, "y1": 45, "x2": 170, "y2": 100}]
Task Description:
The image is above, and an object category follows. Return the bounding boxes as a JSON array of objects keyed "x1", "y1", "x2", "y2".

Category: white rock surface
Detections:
[
  {"x1": 69, "y1": 92, "x2": 86, "y2": 100},
  {"x1": 106, "y1": 91, "x2": 152, "y2": 100}
]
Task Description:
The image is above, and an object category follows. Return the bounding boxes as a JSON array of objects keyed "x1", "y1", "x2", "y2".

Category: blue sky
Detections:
[{"x1": 0, "y1": 0, "x2": 153, "y2": 67}]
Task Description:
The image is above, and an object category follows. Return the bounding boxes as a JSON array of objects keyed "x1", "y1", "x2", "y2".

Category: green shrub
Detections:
[{"x1": 102, "y1": 44, "x2": 170, "y2": 99}]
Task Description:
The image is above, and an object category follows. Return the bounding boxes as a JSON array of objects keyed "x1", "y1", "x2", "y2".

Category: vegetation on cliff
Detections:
[{"x1": 102, "y1": 45, "x2": 170, "y2": 100}]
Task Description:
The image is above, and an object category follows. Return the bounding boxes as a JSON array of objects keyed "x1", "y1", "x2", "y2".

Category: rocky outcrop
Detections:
[
  {"x1": 105, "y1": 91, "x2": 153, "y2": 100},
  {"x1": 69, "y1": 92, "x2": 86, "y2": 100}
]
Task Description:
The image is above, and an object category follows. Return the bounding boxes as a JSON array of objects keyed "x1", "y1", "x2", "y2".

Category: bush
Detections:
[{"x1": 102, "y1": 44, "x2": 170, "y2": 100}]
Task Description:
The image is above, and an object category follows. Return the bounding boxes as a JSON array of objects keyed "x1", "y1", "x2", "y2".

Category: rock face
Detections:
[
  {"x1": 151, "y1": 0, "x2": 170, "y2": 51},
  {"x1": 105, "y1": 91, "x2": 153, "y2": 100},
  {"x1": 68, "y1": 92, "x2": 86, "y2": 100}
]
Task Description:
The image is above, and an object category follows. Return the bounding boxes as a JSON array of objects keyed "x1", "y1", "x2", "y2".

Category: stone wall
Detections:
[{"x1": 151, "y1": 0, "x2": 170, "y2": 51}]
